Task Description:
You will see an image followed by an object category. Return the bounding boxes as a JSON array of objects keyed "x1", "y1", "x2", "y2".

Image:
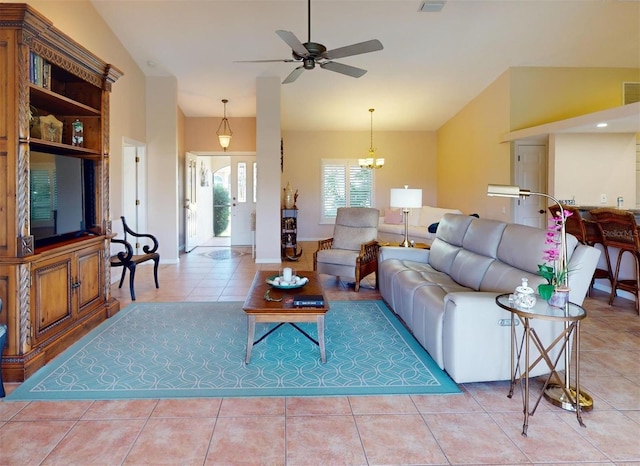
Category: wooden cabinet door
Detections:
[
  {"x1": 76, "y1": 244, "x2": 104, "y2": 314},
  {"x1": 31, "y1": 255, "x2": 73, "y2": 342}
]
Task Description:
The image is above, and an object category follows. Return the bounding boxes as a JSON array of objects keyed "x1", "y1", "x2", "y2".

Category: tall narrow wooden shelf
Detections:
[{"x1": 0, "y1": 4, "x2": 123, "y2": 382}]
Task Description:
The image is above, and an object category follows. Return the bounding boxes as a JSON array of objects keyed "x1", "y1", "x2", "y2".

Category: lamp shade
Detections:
[
  {"x1": 390, "y1": 187, "x2": 422, "y2": 208},
  {"x1": 487, "y1": 184, "x2": 531, "y2": 198},
  {"x1": 218, "y1": 134, "x2": 232, "y2": 149}
]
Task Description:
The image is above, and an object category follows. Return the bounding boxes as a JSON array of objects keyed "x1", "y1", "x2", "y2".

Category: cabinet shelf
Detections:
[
  {"x1": 1, "y1": 3, "x2": 122, "y2": 382},
  {"x1": 30, "y1": 84, "x2": 101, "y2": 116},
  {"x1": 29, "y1": 138, "x2": 101, "y2": 157}
]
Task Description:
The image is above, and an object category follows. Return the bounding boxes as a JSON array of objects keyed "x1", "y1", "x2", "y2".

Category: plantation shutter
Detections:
[
  {"x1": 321, "y1": 159, "x2": 374, "y2": 223},
  {"x1": 349, "y1": 165, "x2": 373, "y2": 207}
]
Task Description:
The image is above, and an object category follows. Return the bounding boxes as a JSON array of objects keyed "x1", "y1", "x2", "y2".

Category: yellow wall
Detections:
[
  {"x1": 437, "y1": 67, "x2": 640, "y2": 221},
  {"x1": 437, "y1": 70, "x2": 512, "y2": 220},
  {"x1": 280, "y1": 130, "x2": 437, "y2": 240},
  {"x1": 185, "y1": 117, "x2": 257, "y2": 153},
  {"x1": 510, "y1": 67, "x2": 640, "y2": 130}
]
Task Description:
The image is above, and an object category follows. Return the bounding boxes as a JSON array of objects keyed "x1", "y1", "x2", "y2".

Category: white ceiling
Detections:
[{"x1": 90, "y1": 0, "x2": 640, "y2": 132}]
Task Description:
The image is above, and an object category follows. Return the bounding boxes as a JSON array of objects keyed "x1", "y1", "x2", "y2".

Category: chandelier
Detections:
[
  {"x1": 359, "y1": 108, "x2": 384, "y2": 169},
  {"x1": 216, "y1": 99, "x2": 233, "y2": 151}
]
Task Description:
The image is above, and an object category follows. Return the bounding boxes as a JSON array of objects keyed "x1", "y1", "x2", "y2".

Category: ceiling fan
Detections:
[{"x1": 236, "y1": 0, "x2": 383, "y2": 84}]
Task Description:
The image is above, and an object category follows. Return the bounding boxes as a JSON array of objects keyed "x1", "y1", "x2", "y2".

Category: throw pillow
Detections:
[{"x1": 384, "y1": 208, "x2": 403, "y2": 225}]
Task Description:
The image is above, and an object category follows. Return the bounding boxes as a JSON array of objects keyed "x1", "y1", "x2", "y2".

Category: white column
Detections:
[
  {"x1": 145, "y1": 76, "x2": 179, "y2": 263},
  {"x1": 255, "y1": 77, "x2": 282, "y2": 263}
]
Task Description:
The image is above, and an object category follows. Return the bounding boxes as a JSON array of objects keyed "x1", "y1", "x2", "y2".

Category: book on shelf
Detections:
[
  {"x1": 29, "y1": 52, "x2": 51, "y2": 89},
  {"x1": 293, "y1": 294, "x2": 325, "y2": 307}
]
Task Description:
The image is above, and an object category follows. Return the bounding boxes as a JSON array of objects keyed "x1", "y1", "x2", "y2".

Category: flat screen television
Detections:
[{"x1": 30, "y1": 151, "x2": 96, "y2": 248}]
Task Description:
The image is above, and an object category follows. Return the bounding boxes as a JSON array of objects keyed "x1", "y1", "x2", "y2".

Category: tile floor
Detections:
[{"x1": 1, "y1": 241, "x2": 638, "y2": 465}]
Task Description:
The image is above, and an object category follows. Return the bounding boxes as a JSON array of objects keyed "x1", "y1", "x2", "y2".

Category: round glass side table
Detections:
[{"x1": 495, "y1": 293, "x2": 593, "y2": 436}]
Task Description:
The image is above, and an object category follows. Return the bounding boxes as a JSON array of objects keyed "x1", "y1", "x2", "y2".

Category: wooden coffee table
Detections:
[{"x1": 243, "y1": 271, "x2": 330, "y2": 364}]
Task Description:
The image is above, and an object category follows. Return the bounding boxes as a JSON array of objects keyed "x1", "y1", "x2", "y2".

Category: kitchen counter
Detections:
[{"x1": 575, "y1": 206, "x2": 640, "y2": 221}]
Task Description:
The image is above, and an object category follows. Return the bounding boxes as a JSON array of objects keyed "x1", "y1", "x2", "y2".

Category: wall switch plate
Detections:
[{"x1": 600, "y1": 194, "x2": 607, "y2": 204}]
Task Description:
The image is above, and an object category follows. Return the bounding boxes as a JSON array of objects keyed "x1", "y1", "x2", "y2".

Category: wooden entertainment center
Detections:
[{"x1": 0, "y1": 4, "x2": 122, "y2": 382}]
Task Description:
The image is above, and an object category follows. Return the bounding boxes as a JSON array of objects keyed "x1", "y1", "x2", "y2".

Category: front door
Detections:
[
  {"x1": 184, "y1": 152, "x2": 198, "y2": 252},
  {"x1": 514, "y1": 144, "x2": 547, "y2": 229},
  {"x1": 230, "y1": 154, "x2": 256, "y2": 246}
]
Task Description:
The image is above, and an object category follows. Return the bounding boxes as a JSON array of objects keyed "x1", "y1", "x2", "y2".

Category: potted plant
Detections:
[{"x1": 537, "y1": 209, "x2": 572, "y2": 305}]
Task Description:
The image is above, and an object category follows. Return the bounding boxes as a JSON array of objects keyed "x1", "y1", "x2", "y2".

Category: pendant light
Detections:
[
  {"x1": 359, "y1": 108, "x2": 384, "y2": 169},
  {"x1": 216, "y1": 99, "x2": 233, "y2": 151}
]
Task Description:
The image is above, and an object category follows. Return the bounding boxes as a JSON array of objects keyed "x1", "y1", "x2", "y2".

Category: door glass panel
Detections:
[
  {"x1": 237, "y1": 162, "x2": 246, "y2": 203},
  {"x1": 253, "y1": 162, "x2": 257, "y2": 203}
]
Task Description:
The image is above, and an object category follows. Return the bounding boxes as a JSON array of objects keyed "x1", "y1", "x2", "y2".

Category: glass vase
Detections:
[
  {"x1": 283, "y1": 182, "x2": 295, "y2": 209},
  {"x1": 548, "y1": 288, "x2": 570, "y2": 308}
]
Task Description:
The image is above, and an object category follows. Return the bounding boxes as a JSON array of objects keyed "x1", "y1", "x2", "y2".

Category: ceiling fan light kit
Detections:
[
  {"x1": 359, "y1": 108, "x2": 384, "y2": 170},
  {"x1": 237, "y1": 0, "x2": 383, "y2": 84},
  {"x1": 216, "y1": 99, "x2": 232, "y2": 151}
]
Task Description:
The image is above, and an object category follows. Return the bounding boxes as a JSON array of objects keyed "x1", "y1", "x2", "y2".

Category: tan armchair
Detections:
[{"x1": 313, "y1": 207, "x2": 380, "y2": 291}]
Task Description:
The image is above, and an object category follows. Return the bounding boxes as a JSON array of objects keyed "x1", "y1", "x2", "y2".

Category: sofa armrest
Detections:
[
  {"x1": 442, "y1": 291, "x2": 566, "y2": 384},
  {"x1": 379, "y1": 246, "x2": 430, "y2": 263},
  {"x1": 567, "y1": 244, "x2": 601, "y2": 306}
]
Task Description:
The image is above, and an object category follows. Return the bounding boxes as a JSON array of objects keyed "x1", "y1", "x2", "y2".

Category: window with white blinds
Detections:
[{"x1": 321, "y1": 159, "x2": 374, "y2": 223}]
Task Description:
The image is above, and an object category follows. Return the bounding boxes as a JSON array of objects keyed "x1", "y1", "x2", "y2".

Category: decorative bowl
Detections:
[{"x1": 266, "y1": 274, "x2": 308, "y2": 289}]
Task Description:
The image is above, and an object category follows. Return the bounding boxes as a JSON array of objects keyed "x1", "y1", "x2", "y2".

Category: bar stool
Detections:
[
  {"x1": 549, "y1": 205, "x2": 612, "y2": 296},
  {"x1": 590, "y1": 208, "x2": 640, "y2": 314}
]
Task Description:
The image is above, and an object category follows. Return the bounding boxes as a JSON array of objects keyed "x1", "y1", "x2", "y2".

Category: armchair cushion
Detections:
[
  {"x1": 315, "y1": 248, "x2": 360, "y2": 267},
  {"x1": 331, "y1": 207, "x2": 380, "y2": 250}
]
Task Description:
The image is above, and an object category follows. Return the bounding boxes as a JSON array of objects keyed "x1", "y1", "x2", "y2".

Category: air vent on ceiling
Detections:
[
  {"x1": 623, "y1": 82, "x2": 640, "y2": 104},
  {"x1": 419, "y1": 1, "x2": 446, "y2": 13}
]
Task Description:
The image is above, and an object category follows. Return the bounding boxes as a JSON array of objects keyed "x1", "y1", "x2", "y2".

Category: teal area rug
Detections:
[{"x1": 5, "y1": 300, "x2": 460, "y2": 401}]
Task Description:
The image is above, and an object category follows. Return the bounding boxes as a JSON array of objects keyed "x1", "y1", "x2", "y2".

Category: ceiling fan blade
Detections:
[
  {"x1": 234, "y1": 59, "x2": 297, "y2": 63},
  {"x1": 320, "y1": 61, "x2": 367, "y2": 78},
  {"x1": 276, "y1": 30, "x2": 309, "y2": 57},
  {"x1": 282, "y1": 66, "x2": 305, "y2": 84},
  {"x1": 324, "y1": 39, "x2": 383, "y2": 60}
]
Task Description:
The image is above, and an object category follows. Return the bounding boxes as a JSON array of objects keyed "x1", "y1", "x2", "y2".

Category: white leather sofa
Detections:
[
  {"x1": 378, "y1": 213, "x2": 601, "y2": 384},
  {"x1": 377, "y1": 205, "x2": 463, "y2": 245}
]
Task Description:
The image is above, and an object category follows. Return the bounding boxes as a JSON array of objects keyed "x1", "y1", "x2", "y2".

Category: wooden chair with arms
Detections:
[
  {"x1": 110, "y1": 216, "x2": 160, "y2": 301},
  {"x1": 589, "y1": 208, "x2": 639, "y2": 314},
  {"x1": 313, "y1": 207, "x2": 380, "y2": 292},
  {"x1": 549, "y1": 204, "x2": 612, "y2": 296}
]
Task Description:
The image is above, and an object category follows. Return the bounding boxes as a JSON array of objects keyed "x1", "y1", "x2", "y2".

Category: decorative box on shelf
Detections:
[{"x1": 31, "y1": 114, "x2": 63, "y2": 143}]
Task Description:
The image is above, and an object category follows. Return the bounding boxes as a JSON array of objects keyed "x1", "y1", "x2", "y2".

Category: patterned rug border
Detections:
[{"x1": 4, "y1": 300, "x2": 460, "y2": 401}]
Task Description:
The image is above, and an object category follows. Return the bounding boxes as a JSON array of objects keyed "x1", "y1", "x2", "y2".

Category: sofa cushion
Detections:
[
  {"x1": 449, "y1": 250, "x2": 495, "y2": 291},
  {"x1": 332, "y1": 207, "x2": 379, "y2": 250},
  {"x1": 420, "y1": 206, "x2": 463, "y2": 227},
  {"x1": 495, "y1": 223, "x2": 579, "y2": 275},
  {"x1": 407, "y1": 207, "x2": 421, "y2": 226},
  {"x1": 384, "y1": 208, "x2": 403, "y2": 225},
  {"x1": 462, "y1": 218, "x2": 506, "y2": 257},
  {"x1": 434, "y1": 214, "x2": 473, "y2": 246}
]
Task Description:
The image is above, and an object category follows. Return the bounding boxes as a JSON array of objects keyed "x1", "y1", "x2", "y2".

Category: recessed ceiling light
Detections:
[
  {"x1": 146, "y1": 60, "x2": 156, "y2": 68},
  {"x1": 596, "y1": 122, "x2": 608, "y2": 128},
  {"x1": 419, "y1": 1, "x2": 446, "y2": 13}
]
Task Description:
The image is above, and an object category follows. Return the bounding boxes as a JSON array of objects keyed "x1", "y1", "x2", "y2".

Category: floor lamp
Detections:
[
  {"x1": 487, "y1": 184, "x2": 592, "y2": 411},
  {"x1": 390, "y1": 186, "x2": 422, "y2": 247}
]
